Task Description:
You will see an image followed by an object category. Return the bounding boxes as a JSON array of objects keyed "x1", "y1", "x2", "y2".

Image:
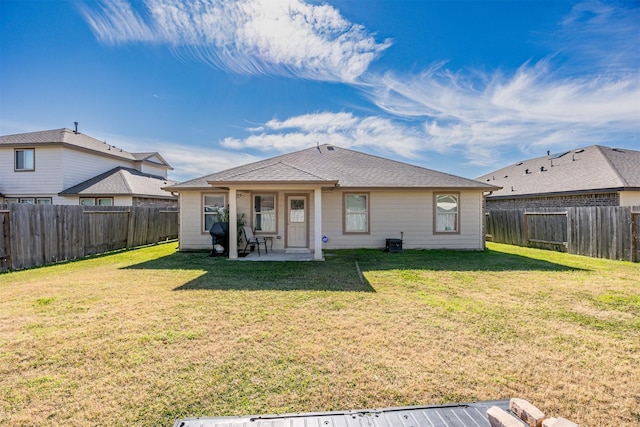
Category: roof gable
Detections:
[
  {"x1": 477, "y1": 145, "x2": 640, "y2": 198},
  {"x1": 168, "y1": 144, "x2": 498, "y2": 190},
  {"x1": 132, "y1": 152, "x2": 172, "y2": 168},
  {"x1": 1, "y1": 128, "x2": 172, "y2": 169}
]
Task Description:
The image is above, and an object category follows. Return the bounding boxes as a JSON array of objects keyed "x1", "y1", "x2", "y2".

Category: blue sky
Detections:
[{"x1": 1, "y1": 0, "x2": 638, "y2": 182}]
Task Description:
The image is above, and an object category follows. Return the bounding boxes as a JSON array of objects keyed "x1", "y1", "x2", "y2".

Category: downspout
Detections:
[{"x1": 482, "y1": 191, "x2": 494, "y2": 250}]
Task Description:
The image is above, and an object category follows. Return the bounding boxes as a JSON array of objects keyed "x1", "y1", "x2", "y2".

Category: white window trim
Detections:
[
  {"x1": 343, "y1": 192, "x2": 370, "y2": 234},
  {"x1": 202, "y1": 193, "x2": 226, "y2": 233},
  {"x1": 80, "y1": 197, "x2": 114, "y2": 206},
  {"x1": 433, "y1": 192, "x2": 460, "y2": 234},
  {"x1": 253, "y1": 193, "x2": 277, "y2": 234},
  {"x1": 14, "y1": 148, "x2": 35, "y2": 171}
]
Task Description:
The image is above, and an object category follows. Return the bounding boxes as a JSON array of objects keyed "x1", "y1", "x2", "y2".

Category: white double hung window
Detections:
[
  {"x1": 203, "y1": 194, "x2": 225, "y2": 231},
  {"x1": 80, "y1": 197, "x2": 113, "y2": 206},
  {"x1": 253, "y1": 194, "x2": 276, "y2": 233},
  {"x1": 344, "y1": 193, "x2": 369, "y2": 233},
  {"x1": 434, "y1": 193, "x2": 459, "y2": 233},
  {"x1": 15, "y1": 149, "x2": 35, "y2": 171}
]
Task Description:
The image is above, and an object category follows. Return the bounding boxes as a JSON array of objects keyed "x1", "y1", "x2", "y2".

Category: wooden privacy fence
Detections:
[
  {"x1": 486, "y1": 206, "x2": 640, "y2": 262},
  {"x1": 0, "y1": 204, "x2": 178, "y2": 271}
]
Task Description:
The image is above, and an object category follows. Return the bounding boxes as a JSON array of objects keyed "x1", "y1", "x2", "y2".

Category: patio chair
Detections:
[{"x1": 242, "y1": 226, "x2": 268, "y2": 255}]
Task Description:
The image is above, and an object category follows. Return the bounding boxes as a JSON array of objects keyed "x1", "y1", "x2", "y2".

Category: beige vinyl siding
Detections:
[
  {"x1": 177, "y1": 188, "x2": 486, "y2": 251},
  {"x1": 179, "y1": 191, "x2": 216, "y2": 250},
  {"x1": 620, "y1": 191, "x2": 640, "y2": 207},
  {"x1": 62, "y1": 148, "x2": 135, "y2": 189},
  {"x1": 0, "y1": 146, "x2": 63, "y2": 196},
  {"x1": 140, "y1": 162, "x2": 168, "y2": 178},
  {"x1": 179, "y1": 190, "x2": 317, "y2": 251},
  {"x1": 178, "y1": 190, "x2": 250, "y2": 251},
  {"x1": 52, "y1": 195, "x2": 91, "y2": 205},
  {"x1": 321, "y1": 189, "x2": 484, "y2": 250},
  {"x1": 113, "y1": 195, "x2": 133, "y2": 206}
]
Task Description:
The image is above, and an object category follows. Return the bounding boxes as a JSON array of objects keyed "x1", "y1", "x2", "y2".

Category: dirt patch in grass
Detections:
[{"x1": 0, "y1": 242, "x2": 638, "y2": 426}]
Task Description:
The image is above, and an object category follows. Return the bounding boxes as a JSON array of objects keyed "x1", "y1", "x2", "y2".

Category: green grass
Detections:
[{"x1": 0, "y1": 242, "x2": 638, "y2": 426}]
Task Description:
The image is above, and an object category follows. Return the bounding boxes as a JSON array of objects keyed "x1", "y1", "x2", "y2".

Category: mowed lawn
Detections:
[{"x1": 0, "y1": 243, "x2": 638, "y2": 426}]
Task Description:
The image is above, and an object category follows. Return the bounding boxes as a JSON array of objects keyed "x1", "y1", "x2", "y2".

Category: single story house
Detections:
[
  {"x1": 165, "y1": 144, "x2": 500, "y2": 260},
  {"x1": 477, "y1": 145, "x2": 640, "y2": 209}
]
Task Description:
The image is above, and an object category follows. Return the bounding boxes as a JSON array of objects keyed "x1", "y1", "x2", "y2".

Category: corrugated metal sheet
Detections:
[{"x1": 173, "y1": 401, "x2": 521, "y2": 427}]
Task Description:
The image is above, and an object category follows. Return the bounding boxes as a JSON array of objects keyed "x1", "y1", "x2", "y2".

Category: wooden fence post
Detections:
[
  {"x1": 632, "y1": 212, "x2": 640, "y2": 262},
  {"x1": 0, "y1": 208, "x2": 11, "y2": 271}
]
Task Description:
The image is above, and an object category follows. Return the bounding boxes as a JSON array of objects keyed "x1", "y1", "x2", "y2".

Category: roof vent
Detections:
[
  {"x1": 327, "y1": 146, "x2": 335, "y2": 151},
  {"x1": 524, "y1": 169, "x2": 530, "y2": 175},
  {"x1": 575, "y1": 149, "x2": 584, "y2": 153},
  {"x1": 540, "y1": 166, "x2": 546, "y2": 172},
  {"x1": 74, "y1": 121, "x2": 79, "y2": 134},
  {"x1": 516, "y1": 162, "x2": 523, "y2": 166},
  {"x1": 550, "y1": 151, "x2": 569, "y2": 159}
]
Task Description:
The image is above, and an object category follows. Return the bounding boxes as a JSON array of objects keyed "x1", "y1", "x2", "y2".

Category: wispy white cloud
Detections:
[
  {"x1": 362, "y1": 63, "x2": 639, "y2": 167},
  {"x1": 221, "y1": 112, "x2": 424, "y2": 159},
  {"x1": 551, "y1": 0, "x2": 640, "y2": 75},
  {"x1": 77, "y1": 0, "x2": 639, "y2": 179},
  {"x1": 79, "y1": 0, "x2": 391, "y2": 82},
  {"x1": 223, "y1": 59, "x2": 639, "y2": 172},
  {"x1": 358, "y1": 1, "x2": 640, "y2": 168},
  {"x1": 95, "y1": 131, "x2": 259, "y2": 182},
  {"x1": 160, "y1": 147, "x2": 259, "y2": 182},
  {"x1": 79, "y1": 0, "x2": 155, "y2": 44}
]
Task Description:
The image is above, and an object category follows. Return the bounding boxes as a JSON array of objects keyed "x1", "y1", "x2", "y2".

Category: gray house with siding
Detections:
[
  {"x1": 477, "y1": 145, "x2": 640, "y2": 210},
  {"x1": 0, "y1": 127, "x2": 177, "y2": 207},
  {"x1": 165, "y1": 144, "x2": 499, "y2": 260}
]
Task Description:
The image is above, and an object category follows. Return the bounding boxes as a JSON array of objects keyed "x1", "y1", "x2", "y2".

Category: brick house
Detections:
[{"x1": 477, "y1": 145, "x2": 640, "y2": 209}]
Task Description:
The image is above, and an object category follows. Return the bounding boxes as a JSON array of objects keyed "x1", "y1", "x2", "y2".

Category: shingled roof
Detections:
[
  {"x1": 0, "y1": 128, "x2": 172, "y2": 169},
  {"x1": 59, "y1": 167, "x2": 177, "y2": 199},
  {"x1": 167, "y1": 144, "x2": 499, "y2": 190},
  {"x1": 477, "y1": 145, "x2": 640, "y2": 199}
]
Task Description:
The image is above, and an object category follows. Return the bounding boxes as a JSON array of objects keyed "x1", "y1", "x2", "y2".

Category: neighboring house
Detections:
[
  {"x1": 477, "y1": 145, "x2": 640, "y2": 210},
  {"x1": 165, "y1": 144, "x2": 500, "y2": 260},
  {"x1": 0, "y1": 127, "x2": 178, "y2": 207}
]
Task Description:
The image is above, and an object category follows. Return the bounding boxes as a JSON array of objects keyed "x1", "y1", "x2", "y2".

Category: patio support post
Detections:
[
  {"x1": 314, "y1": 187, "x2": 323, "y2": 260},
  {"x1": 228, "y1": 187, "x2": 238, "y2": 259}
]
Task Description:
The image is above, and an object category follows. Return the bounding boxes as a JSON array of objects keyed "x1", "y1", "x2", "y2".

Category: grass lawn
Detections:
[{"x1": 0, "y1": 242, "x2": 638, "y2": 426}]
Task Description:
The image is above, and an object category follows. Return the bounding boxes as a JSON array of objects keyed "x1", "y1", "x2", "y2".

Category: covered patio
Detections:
[{"x1": 220, "y1": 178, "x2": 336, "y2": 262}]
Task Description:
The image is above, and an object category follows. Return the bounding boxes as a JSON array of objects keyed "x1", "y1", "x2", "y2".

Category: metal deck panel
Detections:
[{"x1": 173, "y1": 401, "x2": 520, "y2": 427}]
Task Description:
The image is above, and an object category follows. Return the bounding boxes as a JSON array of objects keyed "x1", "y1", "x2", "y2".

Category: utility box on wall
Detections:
[{"x1": 385, "y1": 238, "x2": 403, "y2": 253}]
